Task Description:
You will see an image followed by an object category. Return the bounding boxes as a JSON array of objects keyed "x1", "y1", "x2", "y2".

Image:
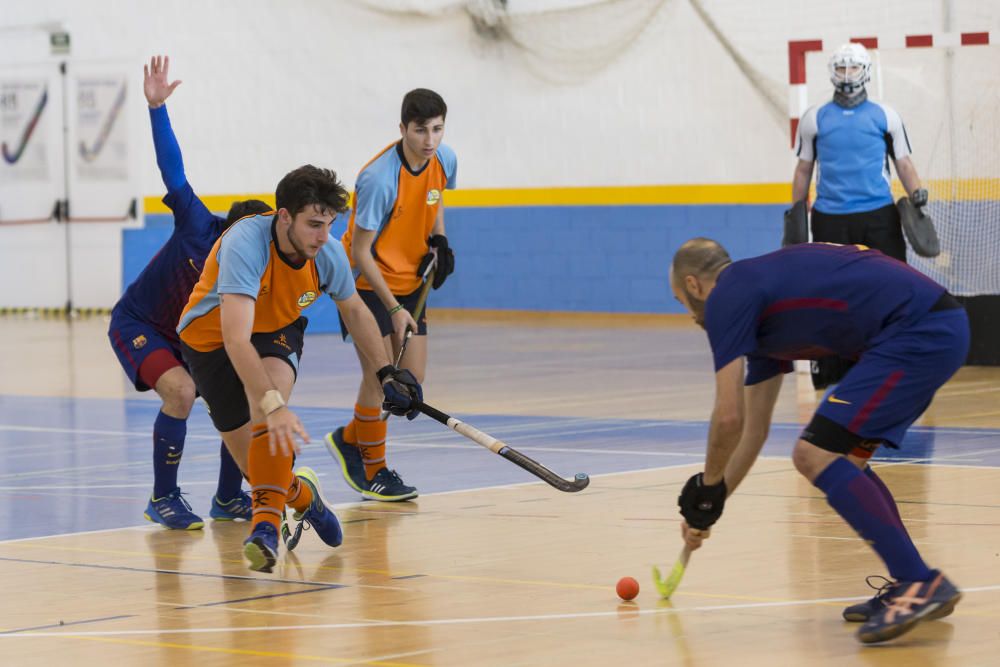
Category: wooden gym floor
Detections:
[{"x1": 0, "y1": 312, "x2": 998, "y2": 666}]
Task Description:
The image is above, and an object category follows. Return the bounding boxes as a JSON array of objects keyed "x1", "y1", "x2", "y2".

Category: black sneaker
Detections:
[
  {"x1": 857, "y1": 570, "x2": 961, "y2": 644},
  {"x1": 362, "y1": 467, "x2": 418, "y2": 502},
  {"x1": 324, "y1": 427, "x2": 366, "y2": 493}
]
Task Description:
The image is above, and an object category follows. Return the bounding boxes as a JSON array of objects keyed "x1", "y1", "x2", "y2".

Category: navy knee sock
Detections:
[
  {"x1": 216, "y1": 442, "x2": 244, "y2": 502},
  {"x1": 863, "y1": 465, "x2": 908, "y2": 529},
  {"x1": 153, "y1": 411, "x2": 186, "y2": 499},
  {"x1": 813, "y1": 458, "x2": 931, "y2": 582}
]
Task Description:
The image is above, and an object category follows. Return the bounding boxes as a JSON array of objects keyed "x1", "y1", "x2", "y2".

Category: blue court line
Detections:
[
  {"x1": 0, "y1": 614, "x2": 135, "y2": 636},
  {"x1": 2, "y1": 393, "x2": 1000, "y2": 540}
]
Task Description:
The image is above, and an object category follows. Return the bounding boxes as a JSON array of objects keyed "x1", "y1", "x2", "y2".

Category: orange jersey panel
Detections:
[
  {"x1": 342, "y1": 142, "x2": 456, "y2": 295},
  {"x1": 178, "y1": 216, "x2": 327, "y2": 352}
]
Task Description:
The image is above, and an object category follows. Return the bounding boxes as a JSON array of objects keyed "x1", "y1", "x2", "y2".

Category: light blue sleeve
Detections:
[
  {"x1": 437, "y1": 143, "x2": 458, "y2": 189},
  {"x1": 354, "y1": 163, "x2": 397, "y2": 232},
  {"x1": 216, "y1": 218, "x2": 270, "y2": 297},
  {"x1": 317, "y1": 241, "x2": 357, "y2": 301}
]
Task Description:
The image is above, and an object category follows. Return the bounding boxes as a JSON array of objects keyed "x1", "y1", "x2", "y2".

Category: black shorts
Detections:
[
  {"x1": 180, "y1": 317, "x2": 307, "y2": 432},
  {"x1": 339, "y1": 286, "x2": 428, "y2": 341},
  {"x1": 811, "y1": 203, "x2": 907, "y2": 263}
]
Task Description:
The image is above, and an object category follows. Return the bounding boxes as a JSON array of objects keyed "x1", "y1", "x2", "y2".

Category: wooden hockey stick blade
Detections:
[{"x1": 415, "y1": 400, "x2": 589, "y2": 492}]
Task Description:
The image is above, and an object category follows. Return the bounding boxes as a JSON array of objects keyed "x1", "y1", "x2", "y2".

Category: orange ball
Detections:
[{"x1": 616, "y1": 576, "x2": 639, "y2": 601}]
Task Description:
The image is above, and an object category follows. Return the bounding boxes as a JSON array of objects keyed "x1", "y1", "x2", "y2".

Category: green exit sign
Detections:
[{"x1": 50, "y1": 31, "x2": 70, "y2": 55}]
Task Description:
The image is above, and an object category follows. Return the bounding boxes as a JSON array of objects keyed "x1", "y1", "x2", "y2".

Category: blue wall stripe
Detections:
[{"x1": 127, "y1": 205, "x2": 785, "y2": 334}]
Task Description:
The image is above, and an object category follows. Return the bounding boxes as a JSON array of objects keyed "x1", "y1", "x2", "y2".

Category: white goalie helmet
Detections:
[{"x1": 828, "y1": 43, "x2": 872, "y2": 94}]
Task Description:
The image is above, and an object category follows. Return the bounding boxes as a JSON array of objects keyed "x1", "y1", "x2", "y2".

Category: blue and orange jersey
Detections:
[
  {"x1": 177, "y1": 214, "x2": 355, "y2": 352},
  {"x1": 703, "y1": 243, "x2": 946, "y2": 384},
  {"x1": 341, "y1": 141, "x2": 457, "y2": 294},
  {"x1": 113, "y1": 105, "x2": 223, "y2": 342}
]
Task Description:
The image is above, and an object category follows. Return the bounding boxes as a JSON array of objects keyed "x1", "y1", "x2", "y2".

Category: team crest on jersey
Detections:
[
  {"x1": 132, "y1": 335, "x2": 147, "y2": 350},
  {"x1": 426, "y1": 189, "x2": 441, "y2": 205},
  {"x1": 297, "y1": 291, "x2": 318, "y2": 308}
]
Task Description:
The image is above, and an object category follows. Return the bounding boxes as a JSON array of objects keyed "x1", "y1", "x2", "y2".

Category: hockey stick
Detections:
[
  {"x1": 652, "y1": 545, "x2": 691, "y2": 600},
  {"x1": 380, "y1": 262, "x2": 436, "y2": 420},
  {"x1": 393, "y1": 263, "x2": 436, "y2": 367},
  {"x1": 414, "y1": 400, "x2": 590, "y2": 493}
]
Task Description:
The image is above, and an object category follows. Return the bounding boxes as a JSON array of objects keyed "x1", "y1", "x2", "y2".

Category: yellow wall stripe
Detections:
[{"x1": 141, "y1": 178, "x2": 1000, "y2": 214}]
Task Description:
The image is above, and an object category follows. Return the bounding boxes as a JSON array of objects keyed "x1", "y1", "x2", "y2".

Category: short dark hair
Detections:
[
  {"x1": 224, "y1": 199, "x2": 271, "y2": 229},
  {"x1": 671, "y1": 238, "x2": 732, "y2": 286},
  {"x1": 274, "y1": 165, "x2": 350, "y2": 218},
  {"x1": 401, "y1": 88, "x2": 447, "y2": 126}
]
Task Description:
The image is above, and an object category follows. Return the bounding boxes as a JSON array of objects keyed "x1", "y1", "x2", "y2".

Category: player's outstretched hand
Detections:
[
  {"x1": 143, "y1": 55, "x2": 181, "y2": 109},
  {"x1": 678, "y1": 472, "x2": 727, "y2": 530},
  {"x1": 680, "y1": 520, "x2": 710, "y2": 551},
  {"x1": 377, "y1": 365, "x2": 423, "y2": 420},
  {"x1": 265, "y1": 406, "x2": 308, "y2": 457}
]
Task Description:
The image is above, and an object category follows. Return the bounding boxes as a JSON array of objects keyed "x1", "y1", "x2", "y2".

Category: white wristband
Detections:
[{"x1": 260, "y1": 389, "x2": 286, "y2": 416}]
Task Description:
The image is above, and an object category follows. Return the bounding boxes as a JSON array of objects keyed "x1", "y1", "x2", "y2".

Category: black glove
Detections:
[
  {"x1": 677, "y1": 473, "x2": 727, "y2": 530},
  {"x1": 377, "y1": 365, "x2": 423, "y2": 420},
  {"x1": 424, "y1": 234, "x2": 454, "y2": 289},
  {"x1": 910, "y1": 187, "x2": 929, "y2": 210}
]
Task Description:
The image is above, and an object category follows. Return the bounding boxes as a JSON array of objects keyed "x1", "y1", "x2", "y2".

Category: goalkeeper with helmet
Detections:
[{"x1": 788, "y1": 42, "x2": 933, "y2": 389}]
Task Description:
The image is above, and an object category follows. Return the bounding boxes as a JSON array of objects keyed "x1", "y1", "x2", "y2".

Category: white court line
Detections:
[
  {"x1": 0, "y1": 424, "x2": 219, "y2": 440},
  {"x1": 3, "y1": 585, "x2": 999, "y2": 638},
  {"x1": 0, "y1": 523, "x2": 160, "y2": 544}
]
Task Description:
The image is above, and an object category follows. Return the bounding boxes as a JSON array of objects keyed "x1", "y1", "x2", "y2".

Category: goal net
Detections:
[{"x1": 807, "y1": 43, "x2": 1000, "y2": 296}]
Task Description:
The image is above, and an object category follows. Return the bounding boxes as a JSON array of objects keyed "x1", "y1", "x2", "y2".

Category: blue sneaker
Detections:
[
  {"x1": 857, "y1": 570, "x2": 962, "y2": 644},
  {"x1": 324, "y1": 427, "x2": 366, "y2": 493},
  {"x1": 210, "y1": 491, "x2": 253, "y2": 521},
  {"x1": 284, "y1": 466, "x2": 343, "y2": 551},
  {"x1": 144, "y1": 488, "x2": 204, "y2": 530},
  {"x1": 362, "y1": 467, "x2": 418, "y2": 502},
  {"x1": 843, "y1": 576, "x2": 898, "y2": 622},
  {"x1": 243, "y1": 521, "x2": 279, "y2": 572}
]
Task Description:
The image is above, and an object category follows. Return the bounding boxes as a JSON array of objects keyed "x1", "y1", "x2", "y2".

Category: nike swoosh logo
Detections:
[
  {"x1": 828, "y1": 395, "x2": 851, "y2": 405},
  {"x1": 188, "y1": 258, "x2": 200, "y2": 272},
  {"x1": 166, "y1": 452, "x2": 182, "y2": 458}
]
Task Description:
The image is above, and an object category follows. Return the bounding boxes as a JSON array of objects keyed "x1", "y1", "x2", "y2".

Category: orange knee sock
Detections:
[
  {"x1": 353, "y1": 404, "x2": 387, "y2": 481},
  {"x1": 286, "y1": 475, "x2": 314, "y2": 513},
  {"x1": 248, "y1": 423, "x2": 293, "y2": 530}
]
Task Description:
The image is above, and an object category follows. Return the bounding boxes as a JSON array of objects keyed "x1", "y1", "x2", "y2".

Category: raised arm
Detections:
[{"x1": 144, "y1": 55, "x2": 186, "y2": 192}]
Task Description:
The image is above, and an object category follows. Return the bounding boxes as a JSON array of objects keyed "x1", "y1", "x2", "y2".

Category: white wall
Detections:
[{"x1": 0, "y1": 0, "x2": 997, "y2": 307}]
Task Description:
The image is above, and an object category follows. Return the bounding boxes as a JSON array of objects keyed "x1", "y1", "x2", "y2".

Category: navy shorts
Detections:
[
  {"x1": 180, "y1": 317, "x2": 307, "y2": 433},
  {"x1": 108, "y1": 309, "x2": 184, "y2": 391},
  {"x1": 802, "y1": 301, "x2": 968, "y2": 452},
  {"x1": 339, "y1": 286, "x2": 428, "y2": 341}
]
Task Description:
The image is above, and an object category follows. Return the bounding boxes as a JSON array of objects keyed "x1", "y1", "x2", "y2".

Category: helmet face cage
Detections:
[{"x1": 828, "y1": 44, "x2": 872, "y2": 95}]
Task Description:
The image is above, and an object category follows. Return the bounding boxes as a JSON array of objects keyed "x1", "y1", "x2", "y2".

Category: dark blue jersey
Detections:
[
  {"x1": 113, "y1": 105, "x2": 224, "y2": 343},
  {"x1": 704, "y1": 244, "x2": 946, "y2": 385}
]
